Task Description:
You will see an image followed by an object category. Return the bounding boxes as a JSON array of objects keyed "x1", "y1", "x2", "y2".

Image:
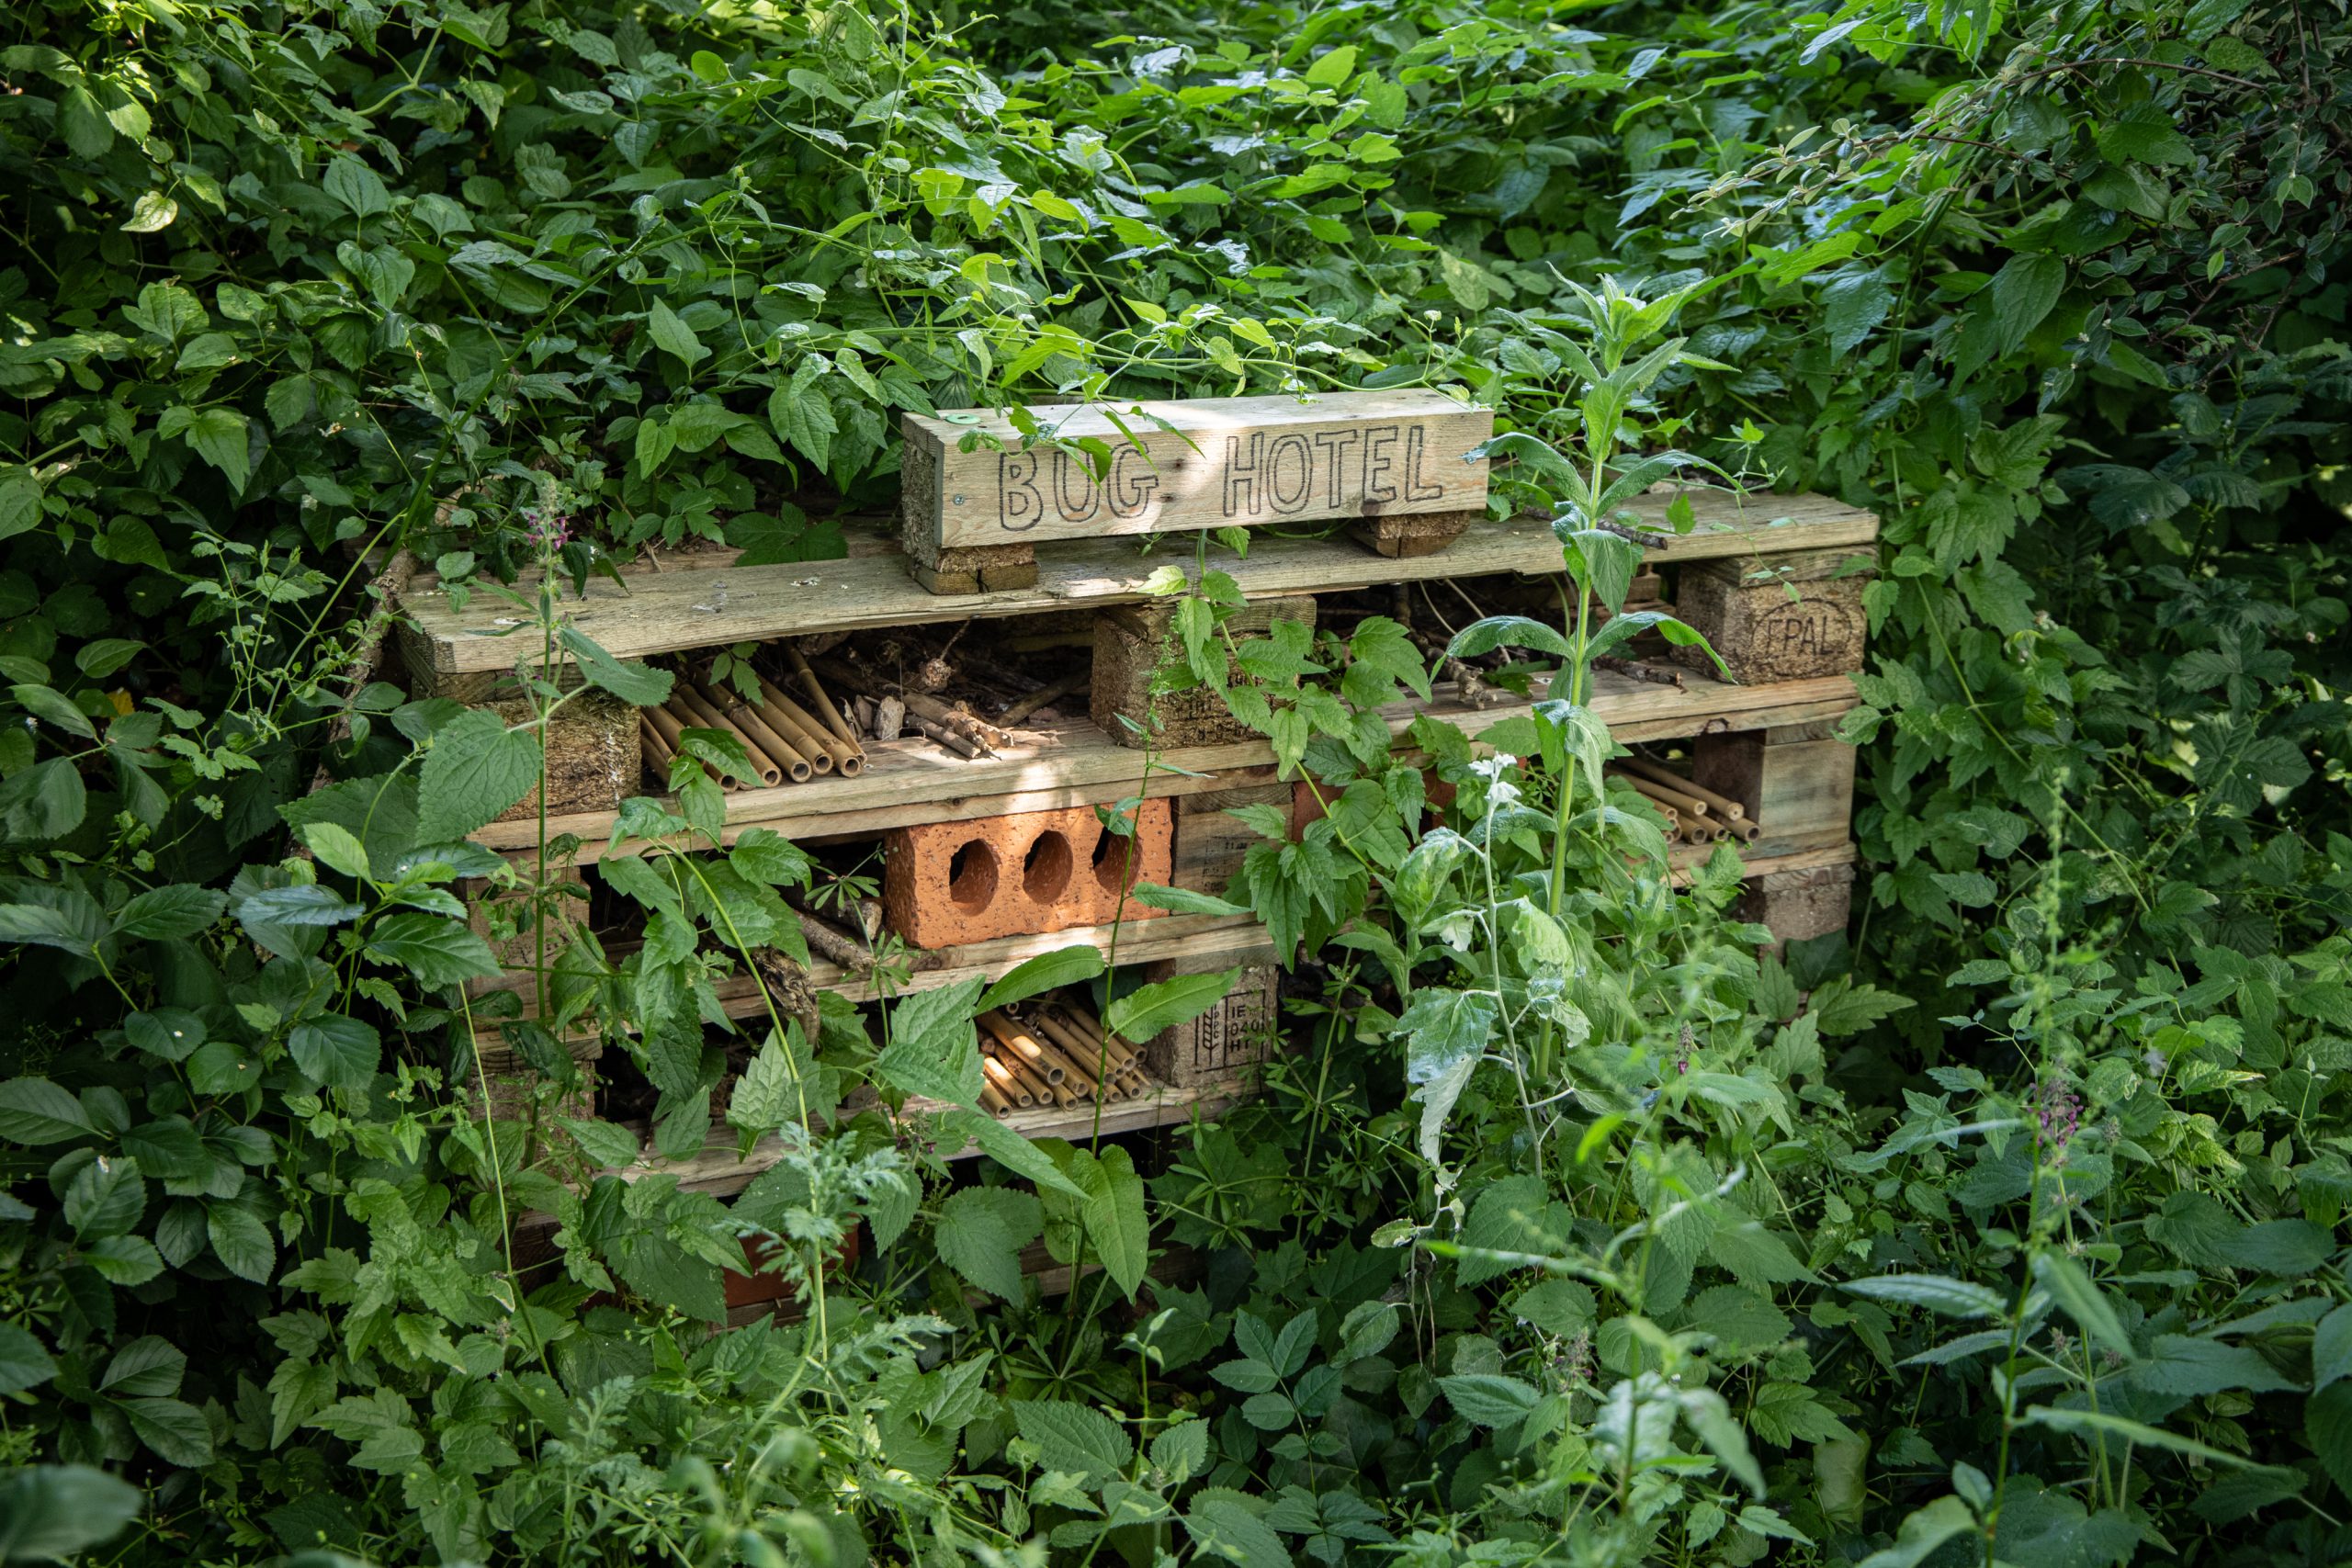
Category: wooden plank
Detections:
[
  {"x1": 402, "y1": 496, "x2": 1878, "y2": 677},
  {"x1": 906, "y1": 391, "x2": 1491, "y2": 549},
  {"x1": 472, "y1": 668, "x2": 1861, "y2": 859}
]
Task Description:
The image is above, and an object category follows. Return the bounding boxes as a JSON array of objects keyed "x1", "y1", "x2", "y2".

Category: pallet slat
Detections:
[
  {"x1": 400, "y1": 498, "x2": 1878, "y2": 678},
  {"x1": 471, "y1": 668, "x2": 1860, "y2": 859}
]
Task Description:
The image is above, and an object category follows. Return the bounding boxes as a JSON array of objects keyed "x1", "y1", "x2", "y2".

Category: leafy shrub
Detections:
[{"x1": 1, "y1": 0, "x2": 2348, "y2": 1563}]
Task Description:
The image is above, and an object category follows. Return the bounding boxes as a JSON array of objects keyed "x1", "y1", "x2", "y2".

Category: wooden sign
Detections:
[{"x1": 899, "y1": 389, "x2": 1492, "y2": 592}]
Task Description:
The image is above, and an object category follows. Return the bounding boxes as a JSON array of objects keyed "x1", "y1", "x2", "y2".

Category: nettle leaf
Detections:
[
  {"x1": 937, "y1": 1185, "x2": 1041, "y2": 1301},
  {"x1": 416, "y1": 707, "x2": 539, "y2": 843},
  {"x1": 1840, "y1": 1273, "x2": 2007, "y2": 1319},
  {"x1": 1074, "y1": 1145, "x2": 1150, "y2": 1299},
  {"x1": 875, "y1": 978, "x2": 986, "y2": 1105},
  {"x1": 560, "y1": 628, "x2": 674, "y2": 707}
]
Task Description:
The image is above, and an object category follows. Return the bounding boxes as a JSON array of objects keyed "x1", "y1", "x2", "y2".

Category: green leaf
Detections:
[
  {"x1": 1185, "y1": 1492, "x2": 1294, "y2": 1568},
  {"x1": 126, "y1": 1397, "x2": 213, "y2": 1465},
  {"x1": 363, "y1": 912, "x2": 501, "y2": 987},
  {"x1": 1821, "y1": 270, "x2": 1894, "y2": 357},
  {"x1": 770, "y1": 359, "x2": 837, "y2": 470},
  {"x1": 978, "y1": 946, "x2": 1105, "y2": 1012},
  {"x1": 1839, "y1": 1273, "x2": 2007, "y2": 1318},
  {"x1": 207, "y1": 1204, "x2": 276, "y2": 1283},
  {"x1": 875, "y1": 978, "x2": 986, "y2": 1104},
  {"x1": 2025, "y1": 1404, "x2": 2272, "y2": 1469},
  {"x1": 647, "y1": 299, "x2": 709, "y2": 368},
  {"x1": 559, "y1": 627, "x2": 674, "y2": 707},
  {"x1": 0, "y1": 474, "x2": 45, "y2": 543},
  {"x1": 12, "y1": 682, "x2": 94, "y2": 740},
  {"x1": 1013, "y1": 1398, "x2": 1135, "y2": 1483},
  {"x1": 322, "y1": 155, "x2": 390, "y2": 216},
  {"x1": 0, "y1": 1466, "x2": 142, "y2": 1561},
  {"x1": 417, "y1": 707, "x2": 539, "y2": 842},
  {"x1": 938, "y1": 1109, "x2": 1091, "y2": 1198},
  {"x1": 101, "y1": 1337, "x2": 185, "y2": 1397},
  {"x1": 1855, "y1": 1495, "x2": 1976, "y2": 1568},
  {"x1": 0, "y1": 1078, "x2": 96, "y2": 1144},
  {"x1": 288, "y1": 1013, "x2": 380, "y2": 1091},
  {"x1": 1439, "y1": 1372, "x2": 1540, "y2": 1427},
  {"x1": 937, "y1": 1185, "x2": 1041, "y2": 1301},
  {"x1": 0, "y1": 1323, "x2": 58, "y2": 1394},
  {"x1": 1152, "y1": 1417, "x2": 1209, "y2": 1483},
  {"x1": 65, "y1": 1156, "x2": 145, "y2": 1239},
  {"x1": 2310, "y1": 1382, "x2": 2352, "y2": 1496},
  {"x1": 113, "y1": 885, "x2": 226, "y2": 941},
  {"x1": 185, "y1": 408, "x2": 253, "y2": 491},
  {"x1": 1445, "y1": 615, "x2": 1571, "y2": 660},
  {"x1": 300, "y1": 821, "x2": 374, "y2": 881},
  {"x1": 1104, "y1": 968, "x2": 1238, "y2": 1043},
  {"x1": 1986, "y1": 252, "x2": 2065, "y2": 356},
  {"x1": 2312, "y1": 1303, "x2": 2352, "y2": 1393},
  {"x1": 2030, "y1": 1253, "x2": 2134, "y2": 1359},
  {"x1": 1075, "y1": 1145, "x2": 1150, "y2": 1300}
]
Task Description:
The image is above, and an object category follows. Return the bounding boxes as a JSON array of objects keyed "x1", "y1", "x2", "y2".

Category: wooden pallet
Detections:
[{"x1": 397, "y1": 496, "x2": 1877, "y2": 684}]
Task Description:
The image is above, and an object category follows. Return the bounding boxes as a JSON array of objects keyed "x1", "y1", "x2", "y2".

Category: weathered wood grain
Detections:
[
  {"x1": 904, "y1": 391, "x2": 1492, "y2": 551},
  {"x1": 468, "y1": 668, "x2": 1864, "y2": 859},
  {"x1": 401, "y1": 495, "x2": 1879, "y2": 677}
]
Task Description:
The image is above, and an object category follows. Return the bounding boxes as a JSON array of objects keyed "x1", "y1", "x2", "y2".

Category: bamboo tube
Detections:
[
  {"x1": 640, "y1": 716, "x2": 676, "y2": 775},
  {"x1": 993, "y1": 1048, "x2": 1055, "y2": 1106},
  {"x1": 1617, "y1": 755, "x2": 1748, "y2": 822},
  {"x1": 693, "y1": 680, "x2": 818, "y2": 782},
  {"x1": 670, "y1": 688, "x2": 748, "y2": 791},
  {"x1": 673, "y1": 686, "x2": 781, "y2": 788},
  {"x1": 1620, "y1": 772, "x2": 1712, "y2": 822},
  {"x1": 1017, "y1": 1021, "x2": 1102, "y2": 1096},
  {"x1": 978, "y1": 1082, "x2": 1013, "y2": 1119},
  {"x1": 979, "y1": 1054, "x2": 1032, "y2": 1108},
  {"x1": 645, "y1": 700, "x2": 686, "y2": 750},
  {"x1": 1657, "y1": 803, "x2": 1681, "y2": 840},
  {"x1": 1052, "y1": 1007, "x2": 1146, "y2": 1081},
  {"x1": 1034, "y1": 1010, "x2": 1113, "y2": 1079},
  {"x1": 727, "y1": 694, "x2": 826, "y2": 780},
  {"x1": 754, "y1": 674, "x2": 863, "y2": 776},
  {"x1": 783, "y1": 648, "x2": 863, "y2": 750},
  {"x1": 978, "y1": 1011, "x2": 1060, "y2": 1083}
]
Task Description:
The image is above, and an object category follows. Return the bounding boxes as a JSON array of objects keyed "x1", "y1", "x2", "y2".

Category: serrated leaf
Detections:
[{"x1": 417, "y1": 707, "x2": 538, "y2": 843}]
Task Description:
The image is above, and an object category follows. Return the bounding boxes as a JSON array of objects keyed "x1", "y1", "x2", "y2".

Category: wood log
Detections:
[
  {"x1": 796, "y1": 910, "x2": 874, "y2": 971},
  {"x1": 998, "y1": 669, "x2": 1088, "y2": 727},
  {"x1": 907, "y1": 713, "x2": 982, "y2": 759}
]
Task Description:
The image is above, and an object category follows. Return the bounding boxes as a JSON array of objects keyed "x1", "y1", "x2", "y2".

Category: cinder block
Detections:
[
  {"x1": 1091, "y1": 595, "x2": 1317, "y2": 750},
  {"x1": 883, "y1": 800, "x2": 1173, "y2": 949},
  {"x1": 1669, "y1": 547, "x2": 1871, "y2": 684},
  {"x1": 1736, "y1": 863, "x2": 1854, "y2": 951},
  {"x1": 1141, "y1": 961, "x2": 1281, "y2": 1089}
]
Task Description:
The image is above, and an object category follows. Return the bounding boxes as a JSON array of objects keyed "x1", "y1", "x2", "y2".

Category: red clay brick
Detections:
[{"x1": 883, "y1": 801, "x2": 1173, "y2": 949}]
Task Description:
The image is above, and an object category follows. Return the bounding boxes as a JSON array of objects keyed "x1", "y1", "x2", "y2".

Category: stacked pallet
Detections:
[{"x1": 386, "y1": 394, "x2": 1875, "y2": 1199}]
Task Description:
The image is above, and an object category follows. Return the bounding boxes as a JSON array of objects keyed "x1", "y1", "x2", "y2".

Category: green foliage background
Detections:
[{"x1": 0, "y1": 0, "x2": 2349, "y2": 1562}]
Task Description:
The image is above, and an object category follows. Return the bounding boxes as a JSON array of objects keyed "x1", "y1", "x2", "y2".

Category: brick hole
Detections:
[
  {"x1": 947, "y1": 840, "x2": 1000, "y2": 913},
  {"x1": 1091, "y1": 819, "x2": 1142, "y2": 897},
  {"x1": 1022, "y1": 830, "x2": 1073, "y2": 903}
]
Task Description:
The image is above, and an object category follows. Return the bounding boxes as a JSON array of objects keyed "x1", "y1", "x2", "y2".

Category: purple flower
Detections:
[{"x1": 2032, "y1": 1070, "x2": 2082, "y2": 1164}]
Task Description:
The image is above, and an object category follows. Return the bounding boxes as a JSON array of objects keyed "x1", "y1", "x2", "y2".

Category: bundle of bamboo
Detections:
[
  {"x1": 638, "y1": 655, "x2": 869, "y2": 790},
  {"x1": 1604, "y1": 756, "x2": 1764, "y2": 847},
  {"x1": 973, "y1": 1000, "x2": 1152, "y2": 1118}
]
